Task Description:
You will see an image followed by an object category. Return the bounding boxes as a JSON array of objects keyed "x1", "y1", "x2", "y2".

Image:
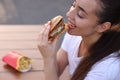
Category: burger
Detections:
[{"x1": 48, "y1": 15, "x2": 69, "y2": 41}]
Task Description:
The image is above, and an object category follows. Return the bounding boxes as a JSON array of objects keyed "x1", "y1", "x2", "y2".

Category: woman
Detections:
[{"x1": 38, "y1": 0, "x2": 120, "y2": 80}]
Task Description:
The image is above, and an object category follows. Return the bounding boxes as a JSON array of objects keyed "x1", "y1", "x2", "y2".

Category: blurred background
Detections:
[{"x1": 0, "y1": 0, "x2": 73, "y2": 24}]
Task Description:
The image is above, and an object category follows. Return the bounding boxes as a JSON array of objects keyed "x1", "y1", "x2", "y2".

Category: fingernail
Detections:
[
  {"x1": 48, "y1": 21, "x2": 52, "y2": 25},
  {"x1": 47, "y1": 25, "x2": 50, "y2": 29}
]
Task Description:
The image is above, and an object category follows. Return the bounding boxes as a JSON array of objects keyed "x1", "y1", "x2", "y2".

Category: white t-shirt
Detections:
[{"x1": 61, "y1": 33, "x2": 120, "y2": 80}]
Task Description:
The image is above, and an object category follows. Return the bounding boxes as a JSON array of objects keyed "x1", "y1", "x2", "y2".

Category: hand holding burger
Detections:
[{"x1": 38, "y1": 15, "x2": 69, "y2": 58}]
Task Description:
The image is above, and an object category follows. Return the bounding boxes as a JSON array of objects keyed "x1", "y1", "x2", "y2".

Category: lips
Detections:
[
  {"x1": 68, "y1": 22, "x2": 76, "y2": 29},
  {"x1": 69, "y1": 24, "x2": 75, "y2": 29}
]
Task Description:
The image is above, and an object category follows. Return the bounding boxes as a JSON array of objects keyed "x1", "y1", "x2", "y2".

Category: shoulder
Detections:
[
  {"x1": 85, "y1": 51, "x2": 120, "y2": 80},
  {"x1": 61, "y1": 32, "x2": 82, "y2": 52}
]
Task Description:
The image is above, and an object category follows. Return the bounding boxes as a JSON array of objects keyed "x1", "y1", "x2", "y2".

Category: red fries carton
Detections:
[{"x1": 2, "y1": 51, "x2": 32, "y2": 72}]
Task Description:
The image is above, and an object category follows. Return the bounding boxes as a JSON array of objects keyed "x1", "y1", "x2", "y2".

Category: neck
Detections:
[{"x1": 80, "y1": 33, "x2": 102, "y2": 56}]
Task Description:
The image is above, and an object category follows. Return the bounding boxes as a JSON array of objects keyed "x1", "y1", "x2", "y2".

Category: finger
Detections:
[
  {"x1": 47, "y1": 21, "x2": 52, "y2": 25},
  {"x1": 42, "y1": 23, "x2": 51, "y2": 41},
  {"x1": 40, "y1": 24, "x2": 48, "y2": 34},
  {"x1": 52, "y1": 37, "x2": 59, "y2": 47},
  {"x1": 39, "y1": 25, "x2": 47, "y2": 43},
  {"x1": 39, "y1": 21, "x2": 51, "y2": 44}
]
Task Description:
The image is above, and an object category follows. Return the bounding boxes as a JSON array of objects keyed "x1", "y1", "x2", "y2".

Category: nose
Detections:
[{"x1": 66, "y1": 7, "x2": 76, "y2": 21}]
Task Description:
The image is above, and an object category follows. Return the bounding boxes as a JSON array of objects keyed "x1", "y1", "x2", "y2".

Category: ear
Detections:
[{"x1": 96, "y1": 22, "x2": 111, "y2": 33}]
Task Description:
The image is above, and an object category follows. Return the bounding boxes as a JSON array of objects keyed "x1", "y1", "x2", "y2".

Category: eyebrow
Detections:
[{"x1": 78, "y1": 6, "x2": 88, "y2": 15}]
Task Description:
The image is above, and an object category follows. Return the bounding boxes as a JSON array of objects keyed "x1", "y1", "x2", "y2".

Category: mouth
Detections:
[{"x1": 68, "y1": 22, "x2": 76, "y2": 29}]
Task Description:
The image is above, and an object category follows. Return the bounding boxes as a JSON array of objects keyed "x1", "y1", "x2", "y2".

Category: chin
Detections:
[
  {"x1": 67, "y1": 30, "x2": 82, "y2": 36},
  {"x1": 67, "y1": 30, "x2": 77, "y2": 35}
]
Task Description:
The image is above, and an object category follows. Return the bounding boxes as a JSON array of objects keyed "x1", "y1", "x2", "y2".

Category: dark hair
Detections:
[
  {"x1": 97, "y1": 0, "x2": 120, "y2": 25},
  {"x1": 71, "y1": 0, "x2": 120, "y2": 80}
]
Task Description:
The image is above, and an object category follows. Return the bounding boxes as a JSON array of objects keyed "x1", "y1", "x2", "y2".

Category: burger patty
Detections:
[{"x1": 49, "y1": 26, "x2": 65, "y2": 39}]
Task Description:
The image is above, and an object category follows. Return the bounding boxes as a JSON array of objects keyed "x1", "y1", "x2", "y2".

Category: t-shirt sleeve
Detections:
[{"x1": 84, "y1": 57, "x2": 120, "y2": 80}]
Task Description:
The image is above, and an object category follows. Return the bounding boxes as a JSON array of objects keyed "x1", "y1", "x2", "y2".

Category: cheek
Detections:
[{"x1": 75, "y1": 18, "x2": 97, "y2": 35}]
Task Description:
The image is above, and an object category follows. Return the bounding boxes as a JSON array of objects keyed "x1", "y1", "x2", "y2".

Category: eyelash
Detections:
[
  {"x1": 77, "y1": 13, "x2": 84, "y2": 19},
  {"x1": 71, "y1": 2, "x2": 75, "y2": 8}
]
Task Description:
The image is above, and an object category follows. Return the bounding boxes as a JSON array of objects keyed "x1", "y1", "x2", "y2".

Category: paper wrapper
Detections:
[{"x1": 2, "y1": 51, "x2": 32, "y2": 72}]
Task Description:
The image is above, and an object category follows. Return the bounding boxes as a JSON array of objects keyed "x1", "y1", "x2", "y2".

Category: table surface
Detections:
[{"x1": 0, "y1": 25, "x2": 69, "y2": 80}]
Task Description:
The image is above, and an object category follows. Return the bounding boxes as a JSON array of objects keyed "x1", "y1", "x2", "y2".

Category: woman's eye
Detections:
[{"x1": 77, "y1": 13, "x2": 84, "y2": 19}]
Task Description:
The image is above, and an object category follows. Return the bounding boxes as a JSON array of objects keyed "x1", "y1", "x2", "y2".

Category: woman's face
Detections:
[{"x1": 66, "y1": 0, "x2": 101, "y2": 36}]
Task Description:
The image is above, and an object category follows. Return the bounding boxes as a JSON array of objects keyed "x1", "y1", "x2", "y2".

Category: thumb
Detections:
[{"x1": 53, "y1": 37, "x2": 59, "y2": 47}]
